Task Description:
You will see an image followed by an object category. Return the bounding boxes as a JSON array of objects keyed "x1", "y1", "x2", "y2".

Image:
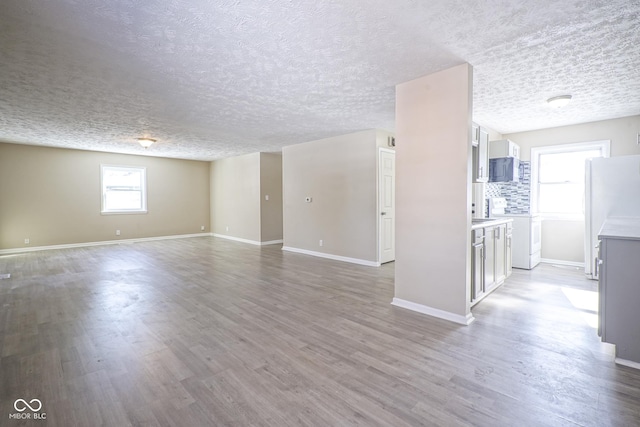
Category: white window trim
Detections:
[
  {"x1": 100, "y1": 164, "x2": 148, "y2": 215},
  {"x1": 531, "y1": 140, "x2": 610, "y2": 221}
]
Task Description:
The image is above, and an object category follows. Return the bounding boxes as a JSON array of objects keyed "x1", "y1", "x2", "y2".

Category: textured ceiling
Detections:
[{"x1": 1, "y1": 0, "x2": 639, "y2": 161}]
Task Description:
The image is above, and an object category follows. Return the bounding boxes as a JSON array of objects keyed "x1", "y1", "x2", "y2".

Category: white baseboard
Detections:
[
  {"x1": 212, "y1": 233, "x2": 283, "y2": 246},
  {"x1": 261, "y1": 239, "x2": 284, "y2": 246},
  {"x1": 281, "y1": 246, "x2": 380, "y2": 267},
  {"x1": 615, "y1": 358, "x2": 640, "y2": 370},
  {"x1": 540, "y1": 258, "x2": 585, "y2": 268},
  {"x1": 0, "y1": 233, "x2": 212, "y2": 256},
  {"x1": 391, "y1": 298, "x2": 475, "y2": 326}
]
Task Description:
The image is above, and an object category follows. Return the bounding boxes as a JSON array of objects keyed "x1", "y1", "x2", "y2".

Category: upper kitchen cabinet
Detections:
[
  {"x1": 489, "y1": 139, "x2": 520, "y2": 159},
  {"x1": 472, "y1": 123, "x2": 489, "y2": 182}
]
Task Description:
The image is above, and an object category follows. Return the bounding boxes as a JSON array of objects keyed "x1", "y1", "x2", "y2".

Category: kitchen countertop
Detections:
[
  {"x1": 492, "y1": 213, "x2": 540, "y2": 218},
  {"x1": 471, "y1": 218, "x2": 513, "y2": 230},
  {"x1": 598, "y1": 217, "x2": 640, "y2": 240}
]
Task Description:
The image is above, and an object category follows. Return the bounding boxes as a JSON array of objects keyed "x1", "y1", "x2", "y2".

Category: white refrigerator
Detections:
[{"x1": 585, "y1": 155, "x2": 640, "y2": 279}]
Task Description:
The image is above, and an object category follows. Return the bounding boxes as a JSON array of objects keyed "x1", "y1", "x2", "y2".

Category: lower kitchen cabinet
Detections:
[
  {"x1": 506, "y1": 222, "x2": 513, "y2": 277},
  {"x1": 598, "y1": 219, "x2": 640, "y2": 366},
  {"x1": 493, "y1": 223, "x2": 507, "y2": 286},
  {"x1": 484, "y1": 226, "x2": 496, "y2": 292},
  {"x1": 471, "y1": 229, "x2": 485, "y2": 302},
  {"x1": 471, "y1": 220, "x2": 513, "y2": 306}
]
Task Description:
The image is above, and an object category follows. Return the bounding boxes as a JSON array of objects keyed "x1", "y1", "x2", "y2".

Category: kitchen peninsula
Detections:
[{"x1": 597, "y1": 217, "x2": 640, "y2": 368}]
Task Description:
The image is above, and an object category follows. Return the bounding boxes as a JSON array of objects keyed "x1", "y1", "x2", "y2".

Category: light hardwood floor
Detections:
[{"x1": 1, "y1": 237, "x2": 639, "y2": 426}]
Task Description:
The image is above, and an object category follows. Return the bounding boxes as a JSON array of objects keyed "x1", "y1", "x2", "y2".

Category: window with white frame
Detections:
[
  {"x1": 531, "y1": 141, "x2": 610, "y2": 218},
  {"x1": 101, "y1": 165, "x2": 147, "y2": 214}
]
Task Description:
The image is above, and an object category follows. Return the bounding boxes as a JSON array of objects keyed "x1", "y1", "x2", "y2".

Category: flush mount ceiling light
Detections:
[
  {"x1": 137, "y1": 137, "x2": 156, "y2": 148},
  {"x1": 547, "y1": 95, "x2": 572, "y2": 108}
]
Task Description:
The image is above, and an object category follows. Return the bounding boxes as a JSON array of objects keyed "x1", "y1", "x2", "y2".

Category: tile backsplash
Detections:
[{"x1": 486, "y1": 161, "x2": 531, "y2": 215}]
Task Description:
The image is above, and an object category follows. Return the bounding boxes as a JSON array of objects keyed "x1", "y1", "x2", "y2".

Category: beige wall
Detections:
[
  {"x1": 210, "y1": 153, "x2": 261, "y2": 241},
  {"x1": 0, "y1": 143, "x2": 210, "y2": 250},
  {"x1": 260, "y1": 152, "x2": 283, "y2": 242},
  {"x1": 210, "y1": 152, "x2": 283, "y2": 243},
  {"x1": 486, "y1": 126, "x2": 503, "y2": 142},
  {"x1": 505, "y1": 114, "x2": 640, "y2": 263},
  {"x1": 505, "y1": 115, "x2": 640, "y2": 161},
  {"x1": 394, "y1": 63, "x2": 473, "y2": 323},
  {"x1": 282, "y1": 130, "x2": 378, "y2": 262}
]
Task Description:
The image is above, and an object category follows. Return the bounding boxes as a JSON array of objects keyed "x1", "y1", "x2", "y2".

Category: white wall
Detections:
[
  {"x1": 505, "y1": 115, "x2": 640, "y2": 263},
  {"x1": 394, "y1": 63, "x2": 473, "y2": 324},
  {"x1": 282, "y1": 130, "x2": 379, "y2": 264}
]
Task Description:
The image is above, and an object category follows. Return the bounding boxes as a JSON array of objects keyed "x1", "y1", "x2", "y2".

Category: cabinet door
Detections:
[
  {"x1": 471, "y1": 243, "x2": 484, "y2": 302},
  {"x1": 484, "y1": 227, "x2": 495, "y2": 290},
  {"x1": 511, "y1": 142, "x2": 520, "y2": 159},
  {"x1": 598, "y1": 237, "x2": 640, "y2": 362},
  {"x1": 597, "y1": 240, "x2": 604, "y2": 337},
  {"x1": 478, "y1": 128, "x2": 489, "y2": 181},
  {"x1": 472, "y1": 124, "x2": 489, "y2": 183},
  {"x1": 494, "y1": 224, "x2": 506, "y2": 285},
  {"x1": 471, "y1": 123, "x2": 479, "y2": 146},
  {"x1": 506, "y1": 233, "x2": 513, "y2": 277}
]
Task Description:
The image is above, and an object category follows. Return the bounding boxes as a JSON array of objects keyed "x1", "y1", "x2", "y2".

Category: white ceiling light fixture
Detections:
[
  {"x1": 137, "y1": 137, "x2": 156, "y2": 148},
  {"x1": 547, "y1": 95, "x2": 572, "y2": 108}
]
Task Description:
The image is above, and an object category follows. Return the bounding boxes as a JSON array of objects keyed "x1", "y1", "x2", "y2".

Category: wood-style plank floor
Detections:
[{"x1": 1, "y1": 237, "x2": 639, "y2": 426}]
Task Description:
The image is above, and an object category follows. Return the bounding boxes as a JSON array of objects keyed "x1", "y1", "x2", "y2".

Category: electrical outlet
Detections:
[
  {"x1": 24, "y1": 238, "x2": 30, "y2": 245},
  {"x1": 265, "y1": 195, "x2": 269, "y2": 201},
  {"x1": 200, "y1": 225, "x2": 205, "y2": 231},
  {"x1": 319, "y1": 239, "x2": 323, "y2": 247},
  {"x1": 226, "y1": 226, "x2": 229, "y2": 232},
  {"x1": 116, "y1": 230, "x2": 121, "y2": 236}
]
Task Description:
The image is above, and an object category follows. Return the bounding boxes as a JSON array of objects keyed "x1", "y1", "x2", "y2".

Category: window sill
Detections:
[
  {"x1": 101, "y1": 210, "x2": 148, "y2": 215},
  {"x1": 538, "y1": 213, "x2": 584, "y2": 221}
]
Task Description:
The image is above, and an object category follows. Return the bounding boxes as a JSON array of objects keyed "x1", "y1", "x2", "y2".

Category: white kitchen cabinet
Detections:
[
  {"x1": 471, "y1": 228, "x2": 485, "y2": 302},
  {"x1": 472, "y1": 123, "x2": 489, "y2": 182},
  {"x1": 493, "y1": 223, "x2": 507, "y2": 285},
  {"x1": 598, "y1": 219, "x2": 640, "y2": 367},
  {"x1": 471, "y1": 219, "x2": 513, "y2": 306},
  {"x1": 471, "y1": 123, "x2": 479, "y2": 146},
  {"x1": 489, "y1": 139, "x2": 520, "y2": 159},
  {"x1": 483, "y1": 226, "x2": 496, "y2": 292},
  {"x1": 506, "y1": 221, "x2": 513, "y2": 277}
]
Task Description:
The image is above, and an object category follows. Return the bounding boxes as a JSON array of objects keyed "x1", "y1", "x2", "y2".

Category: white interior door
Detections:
[{"x1": 379, "y1": 148, "x2": 396, "y2": 264}]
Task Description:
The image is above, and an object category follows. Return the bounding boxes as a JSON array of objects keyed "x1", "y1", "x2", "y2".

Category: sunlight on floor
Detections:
[{"x1": 562, "y1": 287, "x2": 599, "y2": 328}]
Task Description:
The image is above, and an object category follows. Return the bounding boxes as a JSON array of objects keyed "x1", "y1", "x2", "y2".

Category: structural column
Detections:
[{"x1": 393, "y1": 63, "x2": 474, "y2": 325}]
